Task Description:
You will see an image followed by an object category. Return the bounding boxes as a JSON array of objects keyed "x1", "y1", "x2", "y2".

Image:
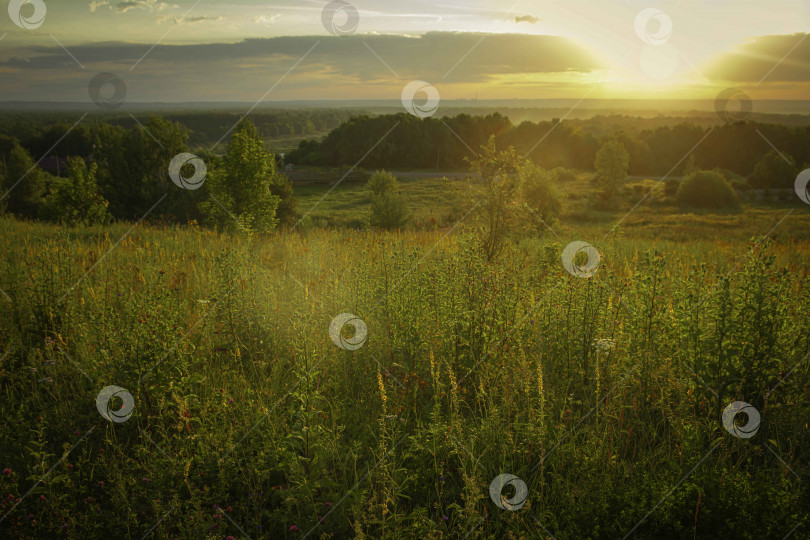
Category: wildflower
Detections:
[
  {"x1": 377, "y1": 372, "x2": 388, "y2": 414},
  {"x1": 593, "y1": 338, "x2": 616, "y2": 353},
  {"x1": 97, "y1": 481, "x2": 104, "y2": 487},
  {"x1": 142, "y1": 477, "x2": 150, "y2": 483},
  {"x1": 226, "y1": 537, "x2": 235, "y2": 540},
  {"x1": 439, "y1": 475, "x2": 444, "y2": 482},
  {"x1": 443, "y1": 515, "x2": 449, "y2": 522},
  {"x1": 2, "y1": 468, "x2": 11, "y2": 476},
  {"x1": 324, "y1": 502, "x2": 332, "y2": 508},
  {"x1": 289, "y1": 525, "x2": 299, "y2": 532}
]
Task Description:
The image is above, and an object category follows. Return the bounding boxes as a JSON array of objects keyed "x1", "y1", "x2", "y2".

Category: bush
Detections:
[
  {"x1": 367, "y1": 170, "x2": 410, "y2": 229},
  {"x1": 520, "y1": 163, "x2": 562, "y2": 230},
  {"x1": 40, "y1": 157, "x2": 111, "y2": 226},
  {"x1": 664, "y1": 178, "x2": 680, "y2": 197},
  {"x1": 676, "y1": 170, "x2": 740, "y2": 210},
  {"x1": 367, "y1": 170, "x2": 398, "y2": 198},
  {"x1": 747, "y1": 150, "x2": 798, "y2": 189},
  {"x1": 551, "y1": 167, "x2": 578, "y2": 183}
]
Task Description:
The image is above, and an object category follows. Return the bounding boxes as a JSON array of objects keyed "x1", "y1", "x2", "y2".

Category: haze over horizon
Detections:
[{"x1": 0, "y1": 0, "x2": 808, "y2": 104}]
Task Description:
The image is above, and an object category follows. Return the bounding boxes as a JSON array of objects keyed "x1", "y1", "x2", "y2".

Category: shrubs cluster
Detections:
[{"x1": 676, "y1": 170, "x2": 740, "y2": 210}]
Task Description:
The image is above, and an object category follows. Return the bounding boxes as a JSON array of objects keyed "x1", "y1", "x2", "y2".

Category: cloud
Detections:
[
  {"x1": 2, "y1": 32, "x2": 601, "y2": 79},
  {"x1": 253, "y1": 14, "x2": 280, "y2": 25},
  {"x1": 88, "y1": 0, "x2": 110, "y2": 13},
  {"x1": 0, "y1": 32, "x2": 606, "y2": 102},
  {"x1": 159, "y1": 15, "x2": 224, "y2": 25},
  {"x1": 115, "y1": 0, "x2": 174, "y2": 13},
  {"x1": 704, "y1": 33, "x2": 810, "y2": 82},
  {"x1": 515, "y1": 15, "x2": 541, "y2": 24}
]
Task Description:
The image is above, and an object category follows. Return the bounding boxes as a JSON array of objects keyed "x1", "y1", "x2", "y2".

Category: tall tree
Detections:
[
  {"x1": 468, "y1": 135, "x2": 524, "y2": 261},
  {"x1": 593, "y1": 138, "x2": 629, "y2": 202},
  {"x1": 747, "y1": 150, "x2": 797, "y2": 189},
  {"x1": 201, "y1": 121, "x2": 282, "y2": 233},
  {"x1": 2, "y1": 142, "x2": 48, "y2": 218},
  {"x1": 93, "y1": 117, "x2": 188, "y2": 220}
]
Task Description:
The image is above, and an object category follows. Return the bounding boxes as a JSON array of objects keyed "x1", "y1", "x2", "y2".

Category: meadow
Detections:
[{"x1": 1, "y1": 181, "x2": 809, "y2": 538}]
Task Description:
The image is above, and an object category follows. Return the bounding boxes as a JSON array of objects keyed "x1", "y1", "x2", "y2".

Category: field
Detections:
[{"x1": 1, "y1": 182, "x2": 808, "y2": 538}]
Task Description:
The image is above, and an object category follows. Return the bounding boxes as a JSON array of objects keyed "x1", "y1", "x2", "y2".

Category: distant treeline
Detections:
[
  {"x1": 288, "y1": 112, "x2": 810, "y2": 177},
  {"x1": 0, "y1": 109, "x2": 358, "y2": 151}
]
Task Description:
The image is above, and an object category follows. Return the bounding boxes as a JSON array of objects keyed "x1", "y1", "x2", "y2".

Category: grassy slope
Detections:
[{"x1": 0, "y1": 189, "x2": 809, "y2": 538}]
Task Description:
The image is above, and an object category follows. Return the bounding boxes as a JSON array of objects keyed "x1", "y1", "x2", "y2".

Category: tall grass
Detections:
[{"x1": 0, "y1": 215, "x2": 807, "y2": 539}]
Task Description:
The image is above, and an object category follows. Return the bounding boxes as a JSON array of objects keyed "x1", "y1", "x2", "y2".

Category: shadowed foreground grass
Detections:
[{"x1": 0, "y1": 216, "x2": 808, "y2": 539}]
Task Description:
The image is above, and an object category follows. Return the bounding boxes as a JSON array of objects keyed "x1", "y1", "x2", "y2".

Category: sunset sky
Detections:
[{"x1": 0, "y1": 0, "x2": 808, "y2": 102}]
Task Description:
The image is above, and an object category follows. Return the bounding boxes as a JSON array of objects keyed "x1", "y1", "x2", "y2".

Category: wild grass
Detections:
[{"x1": 0, "y1": 207, "x2": 808, "y2": 539}]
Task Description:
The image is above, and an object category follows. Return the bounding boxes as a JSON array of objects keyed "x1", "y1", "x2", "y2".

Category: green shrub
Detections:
[
  {"x1": 676, "y1": 169, "x2": 740, "y2": 210},
  {"x1": 747, "y1": 150, "x2": 798, "y2": 189},
  {"x1": 520, "y1": 162, "x2": 562, "y2": 230},
  {"x1": 664, "y1": 178, "x2": 680, "y2": 197},
  {"x1": 367, "y1": 170, "x2": 410, "y2": 229},
  {"x1": 551, "y1": 167, "x2": 578, "y2": 183},
  {"x1": 40, "y1": 157, "x2": 111, "y2": 226}
]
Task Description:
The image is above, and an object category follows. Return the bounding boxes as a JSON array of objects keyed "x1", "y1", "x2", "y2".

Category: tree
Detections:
[
  {"x1": 676, "y1": 170, "x2": 739, "y2": 210},
  {"x1": 201, "y1": 121, "x2": 281, "y2": 233},
  {"x1": 593, "y1": 138, "x2": 629, "y2": 203},
  {"x1": 41, "y1": 157, "x2": 111, "y2": 226},
  {"x1": 2, "y1": 142, "x2": 48, "y2": 218},
  {"x1": 93, "y1": 117, "x2": 189, "y2": 220},
  {"x1": 520, "y1": 162, "x2": 562, "y2": 230},
  {"x1": 468, "y1": 135, "x2": 524, "y2": 261},
  {"x1": 747, "y1": 150, "x2": 798, "y2": 189},
  {"x1": 367, "y1": 170, "x2": 410, "y2": 229}
]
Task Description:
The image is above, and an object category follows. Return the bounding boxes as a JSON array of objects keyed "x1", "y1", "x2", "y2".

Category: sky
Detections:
[{"x1": 0, "y1": 0, "x2": 808, "y2": 103}]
